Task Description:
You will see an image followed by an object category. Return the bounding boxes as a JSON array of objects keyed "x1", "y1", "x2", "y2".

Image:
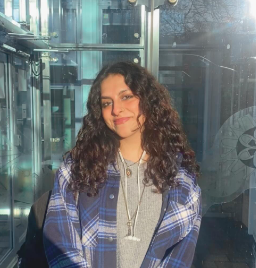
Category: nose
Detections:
[{"x1": 112, "y1": 100, "x2": 124, "y2": 116}]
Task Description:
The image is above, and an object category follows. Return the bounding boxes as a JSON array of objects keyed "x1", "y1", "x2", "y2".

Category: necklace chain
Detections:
[
  {"x1": 120, "y1": 177, "x2": 146, "y2": 223},
  {"x1": 123, "y1": 158, "x2": 140, "y2": 168},
  {"x1": 123, "y1": 157, "x2": 142, "y2": 178},
  {"x1": 119, "y1": 167, "x2": 146, "y2": 239},
  {"x1": 118, "y1": 149, "x2": 146, "y2": 240}
]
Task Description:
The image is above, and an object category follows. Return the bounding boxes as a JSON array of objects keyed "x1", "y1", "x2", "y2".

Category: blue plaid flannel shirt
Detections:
[{"x1": 43, "y1": 157, "x2": 202, "y2": 268}]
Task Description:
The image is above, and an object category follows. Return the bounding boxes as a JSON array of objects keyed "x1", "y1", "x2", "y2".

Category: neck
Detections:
[{"x1": 119, "y1": 132, "x2": 147, "y2": 162}]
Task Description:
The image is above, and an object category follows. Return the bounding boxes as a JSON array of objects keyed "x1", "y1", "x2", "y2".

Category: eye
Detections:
[
  {"x1": 101, "y1": 101, "x2": 112, "y2": 108},
  {"x1": 122, "y1": 95, "x2": 134, "y2": 100}
]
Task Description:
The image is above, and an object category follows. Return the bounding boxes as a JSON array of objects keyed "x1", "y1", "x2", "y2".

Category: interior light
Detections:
[
  {"x1": 50, "y1": 57, "x2": 58, "y2": 63},
  {"x1": 0, "y1": 208, "x2": 11, "y2": 215},
  {"x1": 23, "y1": 208, "x2": 30, "y2": 216},
  {"x1": 2, "y1": 44, "x2": 16, "y2": 52},
  {"x1": 14, "y1": 208, "x2": 21, "y2": 217}
]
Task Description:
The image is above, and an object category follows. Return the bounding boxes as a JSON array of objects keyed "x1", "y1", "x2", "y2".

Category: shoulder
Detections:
[
  {"x1": 49, "y1": 155, "x2": 77, "y2": 209},
  {"x1": 168, "y1": 168, "x2": 201, "y2": 209},
  {"x1": 54, "y1": 154, "x2": 73, "y2": 190}
]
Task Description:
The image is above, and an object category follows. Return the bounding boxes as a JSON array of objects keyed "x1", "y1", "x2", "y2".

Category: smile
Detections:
[{"x1": 114, "y1": 117, "x2": 130, "y2": 125}]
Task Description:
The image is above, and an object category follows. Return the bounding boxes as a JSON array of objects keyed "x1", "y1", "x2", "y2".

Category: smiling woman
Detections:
[
  {"x1": 101, "y1": 74, "x2": 145, "y2": 144},
  {"x1": 43, "y1": 61, "x2": 201, "y2": 268}
]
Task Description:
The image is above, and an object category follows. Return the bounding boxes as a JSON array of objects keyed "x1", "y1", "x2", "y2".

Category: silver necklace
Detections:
[
  {"x1": 118, "y1": 149, "x2": 146, "y2": 241},
  {"x1": 120, "y1": 178, "x2": 145, "y2": 241}
]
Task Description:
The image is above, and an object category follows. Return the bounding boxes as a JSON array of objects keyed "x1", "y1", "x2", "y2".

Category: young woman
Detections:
[{"x1": 43, "y1": 61, "x2": 201, "y2": 268}]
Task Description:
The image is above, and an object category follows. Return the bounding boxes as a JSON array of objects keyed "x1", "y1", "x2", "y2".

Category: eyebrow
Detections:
[{"x1": 101, "y1": 89, "x2": 130, "y2": 99}]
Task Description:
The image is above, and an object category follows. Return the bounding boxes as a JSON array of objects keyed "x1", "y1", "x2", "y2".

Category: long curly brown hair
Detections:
[{"x1": 70, "y1": 61, "x2": 199, "y2": 195}]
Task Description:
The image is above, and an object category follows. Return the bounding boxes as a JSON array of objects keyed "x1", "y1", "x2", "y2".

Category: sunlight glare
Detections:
[{"x1": 249, "y1": 0, "x2": 256, "y2": 18}]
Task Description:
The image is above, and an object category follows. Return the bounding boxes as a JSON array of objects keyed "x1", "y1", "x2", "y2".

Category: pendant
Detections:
[
  {"x1": 127, "y1": 221, "x2": 132, "y2": 236},
  {"x1": 126, "y1": 168, "x2": 132, "y2": 177},
  {"x1": 125, "y1": 221, "x2": 140, "y2": 241}
]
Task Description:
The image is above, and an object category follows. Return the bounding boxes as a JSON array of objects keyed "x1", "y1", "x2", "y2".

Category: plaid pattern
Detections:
[{"x1": 44, "y1": 157, "x2": 201, "y2": 268}]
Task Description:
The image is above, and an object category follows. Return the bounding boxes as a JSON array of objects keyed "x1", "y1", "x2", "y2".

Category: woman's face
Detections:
[{"x1": 100, "y1": 74, "x2": 145, "y2": 140}]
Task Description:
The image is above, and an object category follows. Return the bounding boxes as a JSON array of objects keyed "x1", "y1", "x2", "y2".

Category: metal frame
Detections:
[
  {"x1": 7, "y1": 53, "x2": 15, "y2": 267},
  {"x1": 146, "y1": 7, "x2": 159, "y2": 77},
  {"x1": 0, "y1": 50, "x2": 16, "y2": 268},
  {"x1": 0, "y1": 50, "x2": 11, "y2": 266},
  {"x1": 31, "y1": 55, "x2": 43, "y2": 201},
  {"x1": 139, "y1": 4, "x2": 146, "y2": 67},
  {"x1": 40, "y1": 0, "x2": 52, "y2": 167},
  {"x1": 48, "y1": 43, "x2": 144, "y2": 50}
]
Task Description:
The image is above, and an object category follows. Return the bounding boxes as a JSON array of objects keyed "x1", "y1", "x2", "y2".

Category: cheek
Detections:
[{"x1": 129, "y1": 99, "x2": 141, "y2": 115}]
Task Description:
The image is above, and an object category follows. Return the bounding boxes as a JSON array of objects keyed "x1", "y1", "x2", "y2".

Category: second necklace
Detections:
[{"x1": 118, "y1": 149, "x2": 147, "y2": 241}]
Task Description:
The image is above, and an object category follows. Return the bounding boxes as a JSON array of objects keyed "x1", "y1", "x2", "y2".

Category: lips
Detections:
[{"x1": 114, "y1": 117, "x2": 130, "y2": 125}]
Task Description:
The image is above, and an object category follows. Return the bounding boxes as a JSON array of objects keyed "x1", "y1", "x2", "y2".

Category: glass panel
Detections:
[
  {"x1": 0, "y1": 2, "x2": 4, "y2": 14},
  {"x1": 48, "y1": 50, "x2": 141, "y2": 168},
  {"x1": 48, "y1": 0, "x2": 142, "y2": 44},
  {"x1": 1, "y1": 0, "x2": 29, "y2": 24},
  {"x1": 12, "y1": 56, "x2": 33, "y2": 245},
  {"x1": 0, "y1": 52, "x2": 12, "y2": 261},
  {"x1": 159, "y1": 1, "x2": 256, "y2": 267},
  {"x1": 101, "y1": 8, "x2": 141, "y2": 44},
  {"x1": 13, "y1": 0, "x2": 19, "y2": 21}
]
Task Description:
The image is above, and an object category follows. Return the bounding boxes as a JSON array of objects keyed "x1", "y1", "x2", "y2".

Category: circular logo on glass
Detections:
[{"x1": 236, "y1": 127, "x2": 256, "y2": 169}]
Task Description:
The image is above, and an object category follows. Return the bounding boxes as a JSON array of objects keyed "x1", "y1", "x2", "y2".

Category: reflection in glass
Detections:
[
  {"x1": 48, "y1": 0, "x2": 142, "y2": 44},
  {"x1": 11, "y1": 57, "x2": 33, "y2": 250},
  {"x1": 0, "y1": 52, "x2": 12, "y2": 261},
  {"x1": 160, "y1": 0, "x2": 256, "y2": 267},
  {"x1": 160, "y1": 0, "x2": 256, "y2": 207}
]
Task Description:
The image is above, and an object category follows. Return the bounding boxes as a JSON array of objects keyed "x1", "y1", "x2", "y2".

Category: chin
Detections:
[
  {"x1": 110, "y1": 124, "x2": 141, "y2": 140},
  {"x1": 115, "y1": 129, "x2": 141, "y2": 140},
  {"x1": 115, "y1": 132, "x2": 133, "y2": 140}
]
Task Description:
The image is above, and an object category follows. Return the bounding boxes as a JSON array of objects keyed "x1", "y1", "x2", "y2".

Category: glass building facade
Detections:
[{"x1": 0, "y1": 0, "x2": 256, "y2": 267}]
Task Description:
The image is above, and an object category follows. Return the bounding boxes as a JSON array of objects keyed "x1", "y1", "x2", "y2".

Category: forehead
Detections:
[{"x1": 101, "y1": 74, "x2": 130, "y2": 95}]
